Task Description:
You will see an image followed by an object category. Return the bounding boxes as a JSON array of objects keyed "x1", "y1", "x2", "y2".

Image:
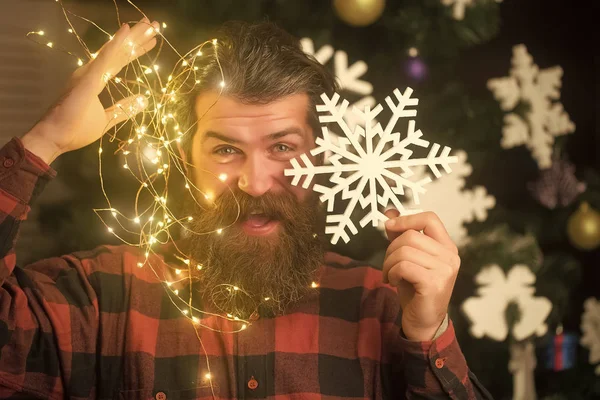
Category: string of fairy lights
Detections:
[{"x1": 26, "y1": 0, "x2": 320, "y2": 392}]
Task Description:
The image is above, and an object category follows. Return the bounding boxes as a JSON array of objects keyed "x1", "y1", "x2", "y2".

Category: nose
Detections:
[{"x1": 238, "y1": 156, "x2": 274, "y2": 197}]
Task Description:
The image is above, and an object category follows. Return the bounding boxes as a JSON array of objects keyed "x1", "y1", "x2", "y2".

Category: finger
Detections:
[
  {"x1": 89, "y1": 23, "x2": 131, "y2": 78},
  {"x1": 384, "y1": 208, "x2": 401, "y2": 241},
  {"x1": 384, "y1": 211, "x2": 456, "y2": 251},
  {"x1": 382, "y1": 246, "x2": 448, "y2": 284},
  {"x1": 128, "y1": 19, "x2": 159, "y2": 46},
  {"x1": 104, "y1": 95, "x2": 148, "y2": 131},
  {"x1": 387, "y1": 260, "x2": 431, "y2": 288},
  {"x1": 110, "y1": 20, "x2": 159, "y2": 75},
  {"x1": 385, "y1": 229, "x2": 460, "y2": 270}
]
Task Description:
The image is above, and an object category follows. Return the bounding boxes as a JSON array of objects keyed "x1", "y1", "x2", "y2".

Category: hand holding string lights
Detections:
[{"x1": 23, "y1": 18, "x2": 159, "y2": 164}]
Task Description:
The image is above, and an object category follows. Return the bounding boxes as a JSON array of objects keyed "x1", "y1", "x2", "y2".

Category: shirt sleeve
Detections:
[
  {"x1": 399, "y1": 318, "x2": 494, "y2": 399},
  {"x1": 0, "y1": 137, "x2": 99, "y2": 399}
]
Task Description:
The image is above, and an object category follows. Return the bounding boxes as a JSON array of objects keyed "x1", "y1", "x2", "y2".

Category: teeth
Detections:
[{"x1": 249, "y1": 210, "x2": 264, "y2": 215}]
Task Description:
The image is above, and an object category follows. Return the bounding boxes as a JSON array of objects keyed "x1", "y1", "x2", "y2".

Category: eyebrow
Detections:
[{"x1": 201, "y1": 127, "x2": 305, "y2": 145}]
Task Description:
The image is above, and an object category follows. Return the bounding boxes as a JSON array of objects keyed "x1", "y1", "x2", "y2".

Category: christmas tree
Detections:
[{"x1": 34, "y1": 0, "x2": 598, "y2": 398}]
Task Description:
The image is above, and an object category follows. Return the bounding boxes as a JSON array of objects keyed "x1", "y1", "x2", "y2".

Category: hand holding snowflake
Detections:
[{"x1": 284, "y1": 87, "x2": 458, "y2": 244}]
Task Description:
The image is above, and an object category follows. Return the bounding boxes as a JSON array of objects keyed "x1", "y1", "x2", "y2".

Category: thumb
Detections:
[
  {"x1": 104, "y1": 95, "x2": 148, "y2": 132},
  {"x1": 384, "y1": 208, "x2": 402, "y2": 241}
]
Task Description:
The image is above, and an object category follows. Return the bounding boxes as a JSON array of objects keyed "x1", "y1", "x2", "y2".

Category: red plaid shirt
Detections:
[{"x1": 0, "y1": 137, "x2": 492, "y2": 399}]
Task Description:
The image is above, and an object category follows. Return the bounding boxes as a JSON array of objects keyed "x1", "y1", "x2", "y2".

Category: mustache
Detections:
[{"x1": 207, "y1": 188, "x2": 309, "y2": 223}]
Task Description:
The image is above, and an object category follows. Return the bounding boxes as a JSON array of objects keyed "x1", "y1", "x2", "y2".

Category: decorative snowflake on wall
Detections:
[
  {"x1": 462, "y1": 264, "x2": 552, "y2": 341},
  {"x1": 378, "y1": 150, "x2": 495, "y2": 245},
  {"x1": 284, "y1": 88, "x2": 458, "y2": 244},
  {"x1": 441, "y1": 0, "x2": 503, "y2": 20},
  {"x1": 488, "y1": 44, "x2": 575, "y2": 169},
  {"x1": 300, "y1": 38, "x2": 376, "y2": 158},
  {"x1": 581, "y1": 297, "x2": 600, "y2": 375}
]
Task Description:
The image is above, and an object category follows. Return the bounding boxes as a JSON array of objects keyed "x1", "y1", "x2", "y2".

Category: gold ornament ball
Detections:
[
  {"x1": 333, "y1": 0, "x2": 386, "y2": 27},
  {"x1": 567, "y1": 202, "x2": 600, "y2": 250}
]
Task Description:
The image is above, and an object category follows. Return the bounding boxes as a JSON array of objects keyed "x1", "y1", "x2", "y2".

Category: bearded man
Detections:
[{"x1": 0, "y1": 18, "x2": 492, "y2": 399}]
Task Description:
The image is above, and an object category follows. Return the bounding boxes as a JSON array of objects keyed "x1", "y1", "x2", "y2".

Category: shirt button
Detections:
[
  {"x1": 248, "y1": 376, "x2": 259, "y2": 390},
  {"x1": 3, "y1": 158, "x2": 14, "y2": 168},
  {"x1": 155, "y1": 391, "x2": 167, "y2": 400},
  {"x1": 435, "y1": 358, "x2": 445, "y2": 369}
]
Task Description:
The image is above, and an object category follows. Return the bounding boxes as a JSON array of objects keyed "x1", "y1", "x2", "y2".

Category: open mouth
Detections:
[{"x1": 241, "y1": 210, "x2": 280, "y2": 235}]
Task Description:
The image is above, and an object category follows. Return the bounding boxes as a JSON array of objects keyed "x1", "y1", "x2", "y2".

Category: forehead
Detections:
[{"x1": 193, "y1": 91, "x2": 311, "y2": 136}]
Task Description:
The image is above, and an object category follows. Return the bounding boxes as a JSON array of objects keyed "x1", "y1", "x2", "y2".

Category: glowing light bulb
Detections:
[
  {"x1": 227, "y1": 313, "x2": 233, "y2": 318},
  {"x1": 123, "y1": 164, "x2": 129, "y2": 169},
  {"x1": 216, "y1": 228, "x2": 223, "y2": 234},
  {"x1": 192, "y1": 316, "x2": 199, "y2": 323},
  {"x1": 205, "y1": 373, "x2": 212, "y2": 380},
  {"x1": 146, "y1": 27, "x2": 154, "y2": 35},
  {"x1": 38, "y1": 30, "x2": 44, "y2": 36},
  {"x1": 182, "y1": 309, "x2": 189, "y2": 315},
  {"x1": 197, "y1": 264, "x2": 203, "y2": 270},
  {"x1": 196, "y1": 51, "x2": 203, "y2": 56},
  {"x1": 408, "y1": 47, "x2": 418, "y2": 57},
  {"x1": 144, "y1": 68, "x2": 152, "y2": 74},
  {"x1": 98, "y1": 148, "x2": 103, "y2": 154},
  {"x1": 108, "y1": 227, "x2": 113, "y2": 233},
  {"x1": 153, "y1": 65, "x2": 159, "y2": 71},
  {"x1": 218, "y1": 173, "x2": 227, "y2": 181},
  {"x1": 134, "y1": 217, "x2": 140, "y2": 224},
  {"x1": 241, "y1": 324, "x2": 247, "y2": 330},
  {"x1": 264, "y1": 297, "x2": 270, "y2": 301},
  {"x1": 137, "y1": 262, "x2": 143, "y2": 268},
  {"x1": 91, "y1": 53, "x2": 98, "y2": 59},
  {"x1": 311, "y1": 282, "x2": 319, "y2": 288},
  {"x1": 77, "y1": 59, "x2": 83, "y2": 66},
  {"x1": 166, "y1": 281, "x2": 172, "y2": 287},
  {"x1": 212, "y1": 39, "x2": 217, "y2": 45},
  {"x1": 185, "y1": 184, "x2": 190, "y2": 189},
  {"x1": 183, "y1": 259, "x2": 190, "y2": 265},
  {"x1": 114, "y1": 77, "x2": 122, "y2": 83},
  {"x1": 233, "y1": 286, "x2": 239, "y2": 291},
  {"x1": 46, "y1": 42, "x2": 53, "y2": 48},
  {"x1": 219, "y1": 81, "x2": 225, "y2": 88},
  {"x1": 182, "y1": 60, "x2": 188, "y2": 66},
  {"x1": 68, "y1": 29, "x2": 73, "y2": 33},
  {"x1": 174, "y1": 289, "x2": 179, "y2": 295},
  {"x1": 162, "y1": 22, "x2": 167, "y2": 29},
  {"x1": 187, "y1": 216, "x2": 193, "y2": 221}
]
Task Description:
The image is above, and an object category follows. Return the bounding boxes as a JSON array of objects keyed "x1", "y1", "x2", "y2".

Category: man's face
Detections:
[
  {"x1": 190, "y1": 91, "x2": 317, "y2": 235},
  {"x1": 184, "y1": 91, "x2": 324, "y2": 318}
]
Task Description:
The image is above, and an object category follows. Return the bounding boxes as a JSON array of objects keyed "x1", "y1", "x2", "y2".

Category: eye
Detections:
[
  {"x1": 213, "y1": 146, "x2": 239, "y2": 156},
  {"x1": 273, "y1": 143, "x2": 294, "y2": 153}
]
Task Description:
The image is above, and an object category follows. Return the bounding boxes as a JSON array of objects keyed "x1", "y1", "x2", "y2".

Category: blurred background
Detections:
[{"x1": 0, "y1": 0, "x2": 598, "y2": 398}]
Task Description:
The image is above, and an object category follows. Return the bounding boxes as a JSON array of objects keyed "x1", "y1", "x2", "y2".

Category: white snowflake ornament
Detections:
[
  {"x1": 488, "y1": 44, "x2": 575, "y2": 169},
  {"x1": 580, "y1": 297, "x2": 600, "y2": 375},
  {"x1": 441, "y1": 0, "x2": 503, "y2": 20},
  {"x1": 284, "y1": 87, "x2": 458, "y2": 244},
  {"x1": 377, "y1": 150, "x2": 495, "y2": 245},
  {"x1": 462, "y1": 264, "x2": 552, "y2": 341}
]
